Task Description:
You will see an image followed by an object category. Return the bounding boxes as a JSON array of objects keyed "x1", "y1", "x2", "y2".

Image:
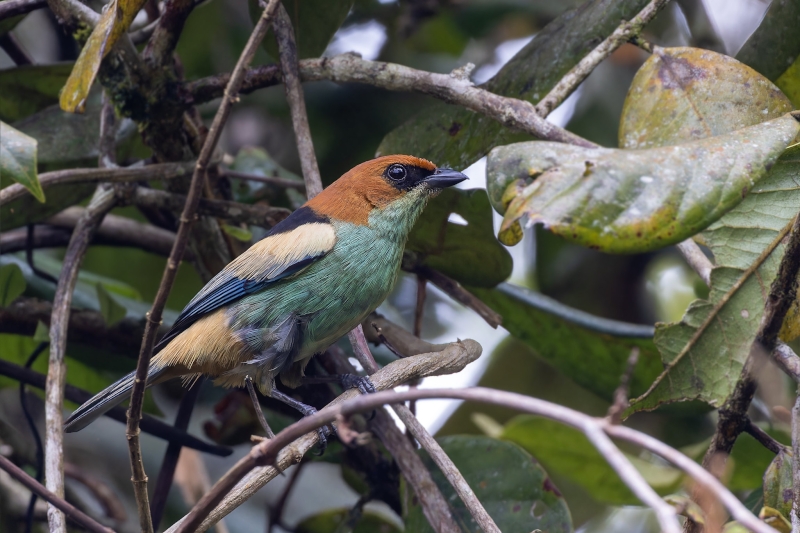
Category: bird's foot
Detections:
[
  {"x1": 340, "y1": 374, "x2": 376, "y2": 395},
  {"x1": 271, "y1": 389, "x2": 331, "y2": 455}
]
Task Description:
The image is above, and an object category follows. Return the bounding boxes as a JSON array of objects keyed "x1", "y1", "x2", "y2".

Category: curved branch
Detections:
[
  {"x1": 187, "y1": 54, "x2": 597, "y2": 148},
  {"x1": 0, "y1": 0, "x2": 47, "y2": 21}
]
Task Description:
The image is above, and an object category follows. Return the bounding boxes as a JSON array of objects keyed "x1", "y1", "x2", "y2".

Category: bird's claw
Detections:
[{"x1": 340, "y1": 374, "x2": 376, "y2": 395}]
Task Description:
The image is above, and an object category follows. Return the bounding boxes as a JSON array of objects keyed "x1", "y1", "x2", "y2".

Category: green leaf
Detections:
[
  {"x1": 630, "y1": 145, "x2": 800, "y2": 411},
  {"x1": 96, "y1": 283, "x2": 128, "y2": 326},
  {"x1": 295, "y1": 508, "x2": 401, "y2": 533},
  {"x1": 376, "y1": 0, "x2": 652, "y2": 170},
  {"x1": 0, "y1": 63, "x2": 73, "y2": 123},
  {"x1": 251, "y1": 0, "x2": 353, "y2": 60},
  {"x1": 763, "y1": 449, "x2": 793, "y2": 520},
  {"x1": 619, "y1": 47, "x2": 793, "y2": 150},
  {"x1": 0, "y1": 121, "x2": 44, "y2": 202},
  {"x1": 759, "y1": 507, "x2": 792, "y2": 533},
  {"x1": 33, "y1": 321, "x2": 50, "y2": 343},
  {"x1": 470, "y1": 283, "x2": 661, "y2": 402},
  {"x1": 776, "y1": 55, "x2": 800, "y2": 109},
  {"x1": 60, "y1": 0, "x2": 148, "y2": 113},
  {"x1": 404, "y1": 435, "x2": 573, "y2": 533},
  {"x1": 407, "y1": 188, "x2": 512, "y2": 287},
  {"x1": 221, "y1": 224, "x2": 253, "y2": 242},
  {"x1": 502, "y1": 416, "x2": 682, "y2": 505},
  {"x1": 0, "y1": 263, "x2": 26, "y2": 306},
  {"x1": 488, "y1": 113, "x2": 800, "y2": 253},
  {"x1": 736, "y1": 0, "x2": 800, "y2": 83}
]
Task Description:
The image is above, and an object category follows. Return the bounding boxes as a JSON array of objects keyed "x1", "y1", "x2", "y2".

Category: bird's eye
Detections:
[{"x1": 387, "y1": 164, "x2": 407, "y2": 181}]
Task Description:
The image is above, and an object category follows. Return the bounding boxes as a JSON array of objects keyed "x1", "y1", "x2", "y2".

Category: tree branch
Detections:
[
  {"x1": 187, "y1": 54, "x2": 598, "y2": 149},
  {"x1": 0, "y1": 455, "x2": 113, "y2": 533},
  {"x1": 166, "y1": 339, "x2": 482, "y2": 533},
  {"x1": 142, "y1": 0, "x2": 195, "y2": 68},
  {"x1": 534, "y1": 0, "x2": 671, "y2": 116},
  {"x1": 0, "y1": 162, "x2": 195, "y2": 207},
  {"x1": 0, "y1": 0, "x2": 46, "y2": 21},
  {"x1": 44, "y1": 186, "x2": 116, "y2": 533},
  {"x1": 174, "y1": 384, "x2": 777, "y2": 533},
  {"x1": 676, "y1": 240, "x2": 713, "y2": 287},
  {"x1": 272, "y1": 3, "x2": 323, "y2": 198},
  {"x1": 415, "y1": 265, "x2": 502, "y2": 328},
  {"x1": 125, "y1": 2, "x2": 282, "y2": 532}
]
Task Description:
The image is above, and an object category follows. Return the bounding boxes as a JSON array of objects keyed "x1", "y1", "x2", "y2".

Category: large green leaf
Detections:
[
  {"x1": 376, "y1": 0, "x2": 652, "y2": 170},
  {"x1": 0, "y1": 121, "x2": 43, "y2": 202},
  {"x1": 295, "y1": 508, "x2": 401, "y2": 533},
  {"x1": 252, "y1": 0, "x2": 353, "y2": 60},
  {"x1": 763, "y1": 449, "x2": 793, "y2": 520},
  {"x1": 486, "y1": 113, "x2": 799, "y2": 253},
  {"x1": 0, "y1": 63, "x2": 73, "y2": 123},
  {"x1": 736, "y1": 0, "x2": 800, "y2": 83},
  {"x1": 776, "y1": 55, "x2": 800, "y2": 109},
  {"x1": 404, "y1": 435, "x2": 573, "y2": 533},
  {"x1": 471, "y1": 283, "x2": 660, "y2": 401},
  {"x1": 60, "y1": 0, "x2": 148, "y2": 112},
  {"x1": 407, "y1": 188, "x2": 512, "y2": 287},
  {"x1": 502, "y1": 416, "x2": 681, "y2": 505},
  {"x1": 0, "y1": 263, "x2": 26, "y2": 306},
  {"x1": 618, "y1": 47, "x2": 793, "y2": 150}
]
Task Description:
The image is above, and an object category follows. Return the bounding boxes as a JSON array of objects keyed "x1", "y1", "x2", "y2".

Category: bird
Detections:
[{"x1": 64, "y1": 155, "x2": 467, "y2": 434}]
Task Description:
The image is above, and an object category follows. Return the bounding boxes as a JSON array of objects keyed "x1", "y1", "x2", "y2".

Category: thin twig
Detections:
[
  {"x1": 125, "y1": 3, "x2": 282, "y2": 532},
  {"x1": 676, "y1": 240, "x2": 713, "y2": 287},
  {"x1": 0, "y1": 455, "x2": 113, "y2": 533},
  {"x1": 44, "y1": 186, "x2": 116, "y2": 533},
  {"x1": 774, "y1": 342, "x2": 800, "y2": 384},
  {"x1": 415, "y1": 265, "x2": 502, "y2": 328},
  {"x1": 150, "y1": 378, "x2": 205, "y2": 529},
  {"x1": 0, "y1": 162, "x2": 195, "y2": 206},
  {"x1": 0, "y1": 34, "x2": 33, "y2": 65},
  {"x1": 20, "y1": 342, "x2": 48, "y2": 533},
  {"x1": 142, "y1": 0, "x2": 196, "y2": 68},
  {"x1": 744, "y1": 419, "x2": 786, "y2": 455},
  {"x1": 187, "y1": 54, "x2": 598, "y2": 149},
  {"x1": 272, "y1": 3, "x2": 323, "y2": 198},
  {"x1": 63, "y1": 463, "x2": 127, "y2": 523},
  {"x1": 534, "y1": 0, "x2": 671, "y2": 117},
  {"x1": 266, "y1": 462, "x2": 304, "y2": 532},
  {"x1": 0, "y1": 358, "x2": 231, "y2": 456},
  {"x1": 176, "y1": 386, "x2": 772, "y2": 533},
  {"x1": 607, "y1": 347, "x2": 640, "y2": 424},
  {"x1": 167, "y1": 340, "x2": 481, "y2": 533},
  {"x1": 223, "y1": 170, "x2": 306, "y2": 190}
]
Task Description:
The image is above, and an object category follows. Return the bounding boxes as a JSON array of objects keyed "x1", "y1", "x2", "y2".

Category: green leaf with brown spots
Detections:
[
  {"x1": 404, "y1": 435, "x2": 573, "y2": 533},
  {"x1": 486, "y1": 113, "x2": 799, "y2": 252},
  {"x1": 618, "y1": 47, "x2": 793, "y2": 150},
  {"x1": 376, "y1": 0, "x2": 652, "y2": 170},
  {"x1": 60, "y1": 0, "x2": 147, "y2": 113},
  {"x1": 763, "y1": 449, "x2": 793, "y2": 520},
  {"x1": 0, "y1": 121, "x2": 43, "y2": 203}
]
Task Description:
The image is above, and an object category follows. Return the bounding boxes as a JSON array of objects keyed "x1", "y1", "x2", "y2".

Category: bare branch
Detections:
[
  {"x1": 167, "y1": 340, "x2": 481, "y2": 533},
  {"x1": 63, "y1": 463, "x2": 127, "y2": 523},
  {"x1": 0, "y1": 162, "x2": 195, "y2": 207},
  {"x1": 363, "y1": 314, "x2": 449, "y2": 356},
  {"x1": 223, "y1": 170, "x2": 306, "y2": 191},
  {"x1": 272, "y1": 3, "x2": 323, "y2": 198},
  {"x1": 142, "y1": 0, "x2": 195, "y2": 68},
  {"x1": 414, "y1": 265, "x2": 502, "y2": 328},
  {"x1": 187, "y1": 54, "x2": 598, "y2": 149},
  {"x1": 0, "y1": 33, "x2": 32, "y2": 65},
  {"x1": 744, "y1": 419, "x2": 786, "y2": 455},
  {"x1": 534, "y1": 0, "x2": 671, "y2": 116},
  {"x1": 174, "y1": 384, "x2": 774, "y2": 533},
  {"x1": 676, "y1": 240, "x2": 713, "y2": 287},
  {"x1": 45, "y1": 186, "x2": 116, "y2": 532},
  {"x1": 607, "y1": 347, "x2": 640, "y2": 424},
  {"x1": 0, "y1": 0, "x2": 46, "y2": 20},
  {"x1": 774, "y1": 342, "x2": 800, "y2": 384},
  {"x1": 0, "y1": 455, "x2": 113, "y2": 533},
  {"x1": 124, "y1": 3, "x2": 283, "y2": 531}
]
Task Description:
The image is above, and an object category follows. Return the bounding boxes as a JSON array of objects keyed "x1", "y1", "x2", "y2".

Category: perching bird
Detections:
[{"x1": 64, "y1": 155, "x2": 467, "y2": 433}]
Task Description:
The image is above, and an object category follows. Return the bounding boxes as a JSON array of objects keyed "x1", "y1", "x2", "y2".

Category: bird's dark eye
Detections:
[{"x1": 387, "y1": 164, "x2": 407, "y2": 181}]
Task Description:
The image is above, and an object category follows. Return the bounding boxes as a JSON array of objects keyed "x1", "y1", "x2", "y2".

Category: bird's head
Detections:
[{"x1": 307, "y1": 155, "x2": 468, "y2": 229}]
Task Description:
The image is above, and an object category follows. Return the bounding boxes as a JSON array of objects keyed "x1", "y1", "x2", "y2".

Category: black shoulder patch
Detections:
[{"x1": 267, "y1": 205, "x2": 330, "y2": 236}]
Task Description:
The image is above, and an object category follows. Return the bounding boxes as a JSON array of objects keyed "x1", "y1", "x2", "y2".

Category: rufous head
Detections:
[{"x1": 307, "y1": 155, "x2": 468, "y2": 225}]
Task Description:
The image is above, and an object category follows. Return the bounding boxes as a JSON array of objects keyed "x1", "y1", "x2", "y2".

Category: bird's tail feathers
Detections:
[{"x1": 64, "y1": 364, "x2": 168, "y2": 433}]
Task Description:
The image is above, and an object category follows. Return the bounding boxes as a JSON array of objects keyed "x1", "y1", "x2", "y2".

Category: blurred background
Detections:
[{"x1": 0, "y1": 0, "x2": 790, "y2": 532}]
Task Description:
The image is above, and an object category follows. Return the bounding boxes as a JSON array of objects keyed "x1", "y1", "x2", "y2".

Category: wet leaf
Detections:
[
  {"x1": 407, "y1": 188, "x2": 512, "y2": 287},
  {"x1": 404, "y1": 435, "x2": 573, "y2": 533},
  {"x1": 470, "y1": 283, "x2": 660, "y2": 402},
  {"x1": 503, "y1": 416, "x2": 681, "y2": 505},
  {"x1": 60, "y1": 0, "x2": 147, "y2": 113},
  {"x1": 619, "y1": 47, "x2": 793, "y2": 150},
  {"x1": 96, "y1": 283, "x2": 127, "y2": 327},
  {"x1": 251, "y1": 0, "x2": 353, "y2": 60},
  {"x1": 1, "y1": 121, "x2": 44, "y2": 202},
  {"x1": 0, "y1": 263, "x2": 26, "y2": 306},
  {"x1": 630, "y1": 145, "x2": 800, "y2": 412},
  {"x1": 487, "y1": 113, "x2": 799, "y2": 253},
  {"x1": 736, "y1": 0, "x2": 800, "y2": 83},
  {"x1": 377, "y1": 0, "x2": 653, "y2": 170},
  {"x1": 763, "y1": 449, "x2": 793, "y2": 520},
  {"x1": 0, "y1": 63, "x2": 73, "y2": 123},
  {"x1": 295, "y1": 508, "x2": 401, "y2": 533}
]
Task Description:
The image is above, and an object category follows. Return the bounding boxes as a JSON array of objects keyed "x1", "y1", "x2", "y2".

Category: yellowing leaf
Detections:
[
  {"x1": 0, "y1": 121, "x2": 43, "y2": 202},
  {"x1": 487, "y1": 114, "x2": 800, "y2": 254},
  {"x1": 776, "y1": 54, "x2": 800, "y2": 109},
  {"x1": 60, "y1": 0, "x2": 146, "y2": 113}
]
